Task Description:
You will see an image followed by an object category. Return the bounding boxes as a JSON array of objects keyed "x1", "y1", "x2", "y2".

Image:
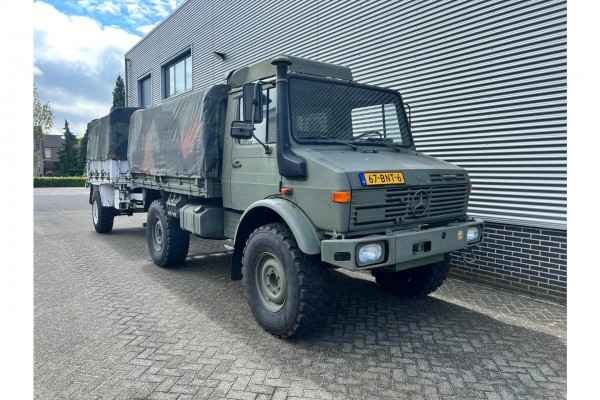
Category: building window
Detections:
[
  {"x1": 164, "y1": 52, "x2": 192, "y2": 98},
  {"x1": 44, "y1": 148, "x2": 51, "y2": 159},
  {"x1": 139, "y1": 75, "x2": 152, "y2": 108}
]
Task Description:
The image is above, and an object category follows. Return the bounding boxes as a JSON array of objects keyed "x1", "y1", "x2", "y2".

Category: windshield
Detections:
[{"x1": 289, "y1": 76, "x2": 412, "y2": 146}]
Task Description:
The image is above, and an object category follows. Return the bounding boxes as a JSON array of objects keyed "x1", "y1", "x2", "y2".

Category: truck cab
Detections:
[{"x1": 223, "y1": 56, "x2": 482, "y2": 268}]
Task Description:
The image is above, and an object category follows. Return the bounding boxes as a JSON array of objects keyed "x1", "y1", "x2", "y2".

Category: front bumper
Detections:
[{"x1": 321, "y1": 218, "x2": 484, "y2": 270}]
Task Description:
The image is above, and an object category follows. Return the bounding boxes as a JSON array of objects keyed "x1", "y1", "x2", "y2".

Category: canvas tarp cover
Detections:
[
  {"x1": 128, "y1": 85, "x2": 227, "y2": 179},
  {"x1": 86, "y1": 108, "x2": 140, "y2": 160}
]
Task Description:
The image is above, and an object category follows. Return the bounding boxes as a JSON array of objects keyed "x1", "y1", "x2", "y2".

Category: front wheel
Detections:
[
  {"x1": 92, "y1": 191, "x2": 114, "y2": 233},
  {"x1": 371, "y1": 254, "x2": 450, "y2": 298},
  {"x1": 242, "y1": 223, "x2": 330, "y2": 339},
  {"x1": 146, "y1": 200, "x2": 189, "y2": 268}
]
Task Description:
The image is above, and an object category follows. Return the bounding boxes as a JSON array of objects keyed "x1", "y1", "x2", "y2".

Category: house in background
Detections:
[{"x1": 41, "y1": 134, "x2": 64, "y2": 175}]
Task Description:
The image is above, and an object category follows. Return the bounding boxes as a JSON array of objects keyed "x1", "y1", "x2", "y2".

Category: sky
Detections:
[{"x1": 33, "y1": 0, "x2": 185, "y2": 137}]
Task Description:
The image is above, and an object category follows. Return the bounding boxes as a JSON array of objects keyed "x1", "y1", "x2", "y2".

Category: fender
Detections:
[
  {"x1": 236, "y1": 198, "x2": 322, "y2": 254},
  {"x1": 230, "y1": 198, "x2": 322, "y2": 280}
]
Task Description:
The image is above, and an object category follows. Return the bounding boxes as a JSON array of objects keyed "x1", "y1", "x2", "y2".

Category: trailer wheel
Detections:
[
  {"x1": 92, "y1": 191, "x2": 114, "y2": 233},
  {"x1": 242, "y1": 222, "x2": 330, "y2": 339},
  {"x1": 371, "y1": 254, "x2": 450, "y2": 298},
  {"x1": 147, "y1": 200, "x2": 189, "y2": 268}
]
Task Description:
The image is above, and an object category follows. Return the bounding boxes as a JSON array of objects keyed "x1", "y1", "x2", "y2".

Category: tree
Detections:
[
  {"x1": 33, "y1": 84, "x2": 54, "y2": 139},
  {"x1": 33, "y1": 84, "x2": 54, "y2": 175},
  {"x1": 111, "y1": 75, "x2": 126, "y2": 111},
  {"x1": 77, "y1": 128, "x2": 89, "y2": 172},
  {"x1": 56, "y1": 120, "x2": 79, "y2": 175}
]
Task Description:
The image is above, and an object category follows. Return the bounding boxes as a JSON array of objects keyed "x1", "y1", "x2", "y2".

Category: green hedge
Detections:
[{"x1": 34, "y1": 177, "x2": 87, "y2": 188}]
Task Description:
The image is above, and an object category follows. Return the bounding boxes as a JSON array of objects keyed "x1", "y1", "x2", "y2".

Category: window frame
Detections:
[
  {"x1": 287, "y1": 74, "x2": 413, "y2": 148},
  {"x1": 162, "y1": 49, "x2": 192, "y2": 99},
  {"x1": 138, "y1": 73, "x2": 152, "y2": 108}
]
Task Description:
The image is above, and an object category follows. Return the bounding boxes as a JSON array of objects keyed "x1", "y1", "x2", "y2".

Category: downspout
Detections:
[
  {"x1": 271, "y1": 56, "x2": 306, "y2": 180},
  {"x1": 124, "y1": 58, "x2": 131, "y2": 107}
]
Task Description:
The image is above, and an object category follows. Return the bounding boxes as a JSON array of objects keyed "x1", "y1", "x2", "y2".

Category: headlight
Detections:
[
  {"x1": 357, "y1": 242, "x2": 385, "y2": 265},
  {"x1": 467, "y1": 226, "x2": 480, "y2": 242}
]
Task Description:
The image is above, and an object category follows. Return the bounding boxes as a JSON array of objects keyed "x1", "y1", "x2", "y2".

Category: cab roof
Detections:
[{"x1": 227, "y1": 54, "x2": 353, "y2": 88}]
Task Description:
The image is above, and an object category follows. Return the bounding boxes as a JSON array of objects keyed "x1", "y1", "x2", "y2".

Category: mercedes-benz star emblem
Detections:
[{"x1": 410, "y1": 189, "x2": 430, "y2": 217}]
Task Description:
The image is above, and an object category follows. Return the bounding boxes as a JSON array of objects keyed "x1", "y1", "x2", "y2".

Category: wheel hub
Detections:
[
  {"x1": 153, "y1": 218, "x2": 163, "y2": 251},
  {"x1": 255, "y1": 252, "x2": 287, "y2": 312}
]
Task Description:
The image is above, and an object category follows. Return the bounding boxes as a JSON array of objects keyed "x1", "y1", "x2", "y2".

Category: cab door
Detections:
[{"x1": 230, "y1": 86, "x2": 279, "y2": 211}]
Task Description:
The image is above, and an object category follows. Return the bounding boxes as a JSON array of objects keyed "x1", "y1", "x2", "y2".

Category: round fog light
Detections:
[
  {"x1": 467, "y1": 226, "x2": 479, "y2": 242},
  {"x1": 358, "y1": 243, "x2": 383, "y2": 264}
]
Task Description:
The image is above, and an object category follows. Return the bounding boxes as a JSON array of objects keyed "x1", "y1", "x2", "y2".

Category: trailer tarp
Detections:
[
  {"x1": 128, "y1": 85, "x2": 227, "y2": 179},
  {"x1": 86, "y1": 108, "x2": 140, "y2": 160}
]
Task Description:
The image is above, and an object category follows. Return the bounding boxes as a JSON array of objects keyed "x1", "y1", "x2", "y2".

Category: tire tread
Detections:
[
  {"x1": 242, "y1": 222, "x2": 330, "y2": 339},
  {"x1": 372, "y1": 255, "x2": 450, "y2": 298},
  {"x1": 147, "y1": 200, "x2": 189, "y2": 268},
  {"x1": 93, "y1": 192, "x2": 114, "y2": 234}
]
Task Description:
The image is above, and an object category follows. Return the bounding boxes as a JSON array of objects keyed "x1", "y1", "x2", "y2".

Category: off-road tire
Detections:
[
  {"x1": 242, "y1": 222, "x2": 330, "y2": 339},
  {"x1": 92, "y1": 191, "x2": 114, "y2": 234},
  {"x1": 371, "y1": 254, "x2": 450, "y2": 298},
  {"x1": 147, "y1": 200, "x2": 189, "y2": 268}
]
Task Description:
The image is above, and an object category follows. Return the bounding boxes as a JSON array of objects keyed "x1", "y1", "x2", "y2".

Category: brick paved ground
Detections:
[{"x1": 34, "y1": 188, "x2": 566, "y2": 399}]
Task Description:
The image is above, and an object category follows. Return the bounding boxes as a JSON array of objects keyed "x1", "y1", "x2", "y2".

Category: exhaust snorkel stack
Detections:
[{"x1": 271, "y1": 56, "x2": 307, "y2": 180}]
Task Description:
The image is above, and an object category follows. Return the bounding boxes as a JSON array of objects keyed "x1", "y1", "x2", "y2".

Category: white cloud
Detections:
[
  {"x1": 52, "y1": 97, "x2": 111, "y2": 135},
  {"x1": 151, "y1": 0, "x2": 172, "y2": 17},
  {"x1": 76, "y1": 1, "x2": 120, "y2": 16},
  {"x1": 32, "y1": 0, "x2": 184, "y2": 137},
  {"x1": 122, "y1": 0, "x2": 181, "y2": 21},
  {"x1": 137, "y1": 23, "x2": 156, "y2": 35},
  {"x1": 34, "y1": 2, "x2": 140, "y2": 77},
  {"x1": 33, "y1": 1, "x2": 141, "y2": 136},
  {"x1": 95, "y1": 1, "x2": 121, "y2": 15}
]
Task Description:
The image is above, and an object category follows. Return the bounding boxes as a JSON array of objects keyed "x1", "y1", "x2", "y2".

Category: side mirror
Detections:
[
  {"x1": 230, "y1": 121, "x2": 253, "y2": 139},
  {"x1": 243, "y1": 83, "x2": 263, "y2": 123}
]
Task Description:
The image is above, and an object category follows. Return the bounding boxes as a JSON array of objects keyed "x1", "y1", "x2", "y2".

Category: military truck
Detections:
[{"x1": 86, "y1": 55, "x2": 483, "y2": 338}]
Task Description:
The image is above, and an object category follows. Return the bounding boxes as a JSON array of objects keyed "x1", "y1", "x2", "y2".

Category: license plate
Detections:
[{"x1": 359, "y1": 172, "x2": 405, "y2": 186}]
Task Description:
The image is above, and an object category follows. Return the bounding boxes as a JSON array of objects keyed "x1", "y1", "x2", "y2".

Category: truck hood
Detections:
[{"x1": 294, "y1": 146, "x2": 469, "y2": 189}]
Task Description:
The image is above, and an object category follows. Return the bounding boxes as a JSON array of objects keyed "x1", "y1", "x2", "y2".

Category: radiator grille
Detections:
[{"x1": 350, "y1": 184, "x2": 468, "y2": 231}]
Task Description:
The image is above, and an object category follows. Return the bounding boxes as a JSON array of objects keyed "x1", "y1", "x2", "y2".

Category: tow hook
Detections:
[{"x1": 460, "y1": 248, "x2": 477, "y2": 264}]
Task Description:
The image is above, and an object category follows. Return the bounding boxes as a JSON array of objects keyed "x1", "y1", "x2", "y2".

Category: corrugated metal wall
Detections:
[{"x1": 126, "y1": 0, "x2": 566, "y2": 230}]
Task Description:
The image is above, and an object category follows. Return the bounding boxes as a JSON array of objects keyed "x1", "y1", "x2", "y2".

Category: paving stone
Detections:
[{"x1": 34, "y1": 188, "x2": 567, "y2": 399}]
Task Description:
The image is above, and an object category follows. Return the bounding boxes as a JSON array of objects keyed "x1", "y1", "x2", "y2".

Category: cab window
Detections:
[{"x1": 238, "y1": 87, "x2": 277, "y2": 145}]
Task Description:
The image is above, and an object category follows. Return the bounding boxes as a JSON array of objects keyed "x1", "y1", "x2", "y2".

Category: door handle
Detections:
[{"x1": 232, "y1": 161, "x2": 242, "y2": 168}]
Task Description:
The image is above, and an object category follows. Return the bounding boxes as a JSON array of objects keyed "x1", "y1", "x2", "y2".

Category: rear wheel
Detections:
[
  {"x1": 371, "y1": 254, "x2": 450, "y2": 298},
  {"x1": 242, "y1": 223, "x2": 330, "y2": 339},
  {"x1": 147, "y1": 200, "x2": 189, "y2": 268},
  {"x1": 92, "y1": 191, "x2": 114, "y2": 233}
]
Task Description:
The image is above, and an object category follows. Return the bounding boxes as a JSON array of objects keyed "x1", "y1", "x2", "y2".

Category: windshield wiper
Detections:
[
  {"x1": 302, "y1": 136, "x2": 358, "y2": 151},
  {"x1": 354, "y1": 137, "x2": 403, "y2": 152}
]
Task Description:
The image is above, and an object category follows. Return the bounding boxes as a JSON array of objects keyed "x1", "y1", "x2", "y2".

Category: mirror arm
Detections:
[
  {"x1": 250, "y1": 82, "x2": 271, "y2": 154},
  {"x1": 251, "y1": 133, "x2": 272, "y2": 154}
]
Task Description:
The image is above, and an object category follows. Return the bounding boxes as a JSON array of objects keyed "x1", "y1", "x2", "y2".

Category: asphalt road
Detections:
[{"x1": 34, "y1": 187, "x2": 566, "y2": 399}]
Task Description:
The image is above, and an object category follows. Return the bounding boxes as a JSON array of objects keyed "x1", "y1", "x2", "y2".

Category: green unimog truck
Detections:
[{"x1": 87, "y1": 55, "x2": 484, "y2": 338}]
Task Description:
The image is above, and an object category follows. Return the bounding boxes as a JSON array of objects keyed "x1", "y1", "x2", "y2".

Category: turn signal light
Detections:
[
  {"x1": 468, "y1": 183, "x2": 472, "y2": 193},
  {"x1": 280, "y1": 187, "x2": 293, "y2": 195},
  {"x1": 332, "y1": 191, "x2": 351, "y2": 203}
]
